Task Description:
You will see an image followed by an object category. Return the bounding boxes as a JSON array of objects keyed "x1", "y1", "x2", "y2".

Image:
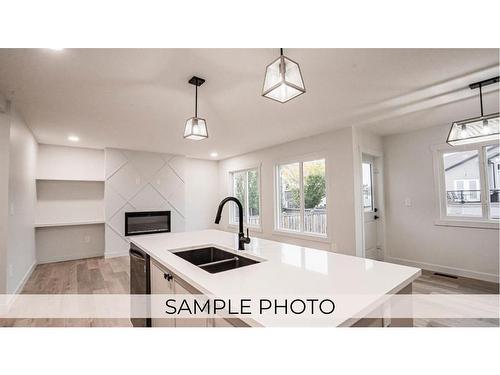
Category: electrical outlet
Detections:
[
  {"x1": 84, "y1": 235, "x2": 91, "y2": 243},
  {"x1": 8, "y1": 264, "x2": 13, "y2": 278},
  {"x1": 404, "y1": 198, "x2": 412, "y2": 207},
  {"x1": 135, "y1": 177, "x2": 141, "y2": 185},
  {"x1": 9, "y1": 203, "x2": 14, "y2": 216}
]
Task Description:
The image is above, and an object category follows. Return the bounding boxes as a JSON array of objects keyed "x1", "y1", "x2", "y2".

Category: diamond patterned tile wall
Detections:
[{"x1": 104, "y1": 148, "x2": 186, "y2": 257}]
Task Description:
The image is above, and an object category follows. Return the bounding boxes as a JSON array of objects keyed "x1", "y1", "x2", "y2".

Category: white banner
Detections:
[{"x1": 1, "y1": 294, "x2": 498, "y2": 327}]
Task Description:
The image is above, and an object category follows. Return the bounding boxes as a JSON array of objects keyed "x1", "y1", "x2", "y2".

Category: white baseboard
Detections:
[
  {"x1": 385, "y1": 256, "x2": 499, "y2": 283},
  {"x1": 104, "y1": 251, "x2": 129, "y2": 259},
  {"x1": 37, "y1": 250, "x2": 105, "y2": 265},
  {"x1": 12, "y1": 261, "x2": 37, "y2": 294}
]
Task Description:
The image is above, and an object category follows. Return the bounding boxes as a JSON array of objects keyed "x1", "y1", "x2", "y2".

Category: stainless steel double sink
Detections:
[{"x1": 172, "y1": 247, "x2": 260, "y2": 274}]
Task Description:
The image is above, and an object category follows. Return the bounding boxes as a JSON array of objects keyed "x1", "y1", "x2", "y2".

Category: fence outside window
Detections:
[{"x1": 277, "y1": 208, "x2": 327, "y2": 234}]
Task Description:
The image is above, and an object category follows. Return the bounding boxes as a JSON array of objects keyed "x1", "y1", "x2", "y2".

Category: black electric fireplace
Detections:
[{"x1": 125, "y1": 211, "x2": 171, "y2": 236}]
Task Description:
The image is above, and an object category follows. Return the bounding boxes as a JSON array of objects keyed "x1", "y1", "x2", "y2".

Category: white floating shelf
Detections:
[
  {"x1": 35, "y1": 220, "x2": 105, "y2": 228},
  {"x1": 36, "y1": 178, "x2": 105, "y2": 182}
]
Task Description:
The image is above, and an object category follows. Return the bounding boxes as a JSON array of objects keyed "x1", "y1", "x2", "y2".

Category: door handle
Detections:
[
  {"x1": 374, "y1": 215, "x2": 379, "y2": 220},
  {"x1": 164, "y1": 273, "x2": 173, "y2": 281}
]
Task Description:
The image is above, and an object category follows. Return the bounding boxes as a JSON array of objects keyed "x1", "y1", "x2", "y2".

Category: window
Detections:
[
  {"x1": 230, "y1": 168, "x2": 260, "y2": 227},
  {"x1": 436, "y1": 142, "x2": 499, "y2": 224},
  {"x1": 486, "y1": 145, "x2": 500, "y2": 220},
  {"x1": 362, "y1": 162, "x2": 373, "y2": 212},
  {"x1": 276, "y1": 158, "x2": 327, "y2": 236},
  {"x1": 443, "y1": 149, "x2": 482, "y2": 217}
]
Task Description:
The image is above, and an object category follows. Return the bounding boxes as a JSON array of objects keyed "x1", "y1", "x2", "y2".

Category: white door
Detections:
[{"x1": 362, "y1": 155, "x2": 380, "y2": 260}]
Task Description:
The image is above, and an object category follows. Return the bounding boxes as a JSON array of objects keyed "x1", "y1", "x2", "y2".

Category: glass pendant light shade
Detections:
[
  {"x1": 446, "y1": 113, "x2": 500, "y2": 146},
  {"x1": 183, "y1": 76, "x2": 208, "y2": 140},
  {"x1": 262, "y1": 50, "x2": 305, "y2": 103},
  {"x1": 446, "y1": 76, "x2": 499, "y2": 146},
  {"x1": 184, "y1": 117, "x2": 208, "y2": 140}
]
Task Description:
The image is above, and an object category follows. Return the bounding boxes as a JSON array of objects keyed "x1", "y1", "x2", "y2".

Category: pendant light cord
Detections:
[
  {"x1": 479, "y1": 84, "x2": 484, "y2": 117},
  {"x1": 280, "y1": 48, "x2": 283, "y2": 56},
  {"x1": 195, "y1": 84, "x2": 198, "y2": 118}
]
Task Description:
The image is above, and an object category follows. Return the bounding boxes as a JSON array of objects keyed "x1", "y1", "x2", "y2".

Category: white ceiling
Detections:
[{"x1": 0, "y1": 49, "x2": 498, "y2": 160}]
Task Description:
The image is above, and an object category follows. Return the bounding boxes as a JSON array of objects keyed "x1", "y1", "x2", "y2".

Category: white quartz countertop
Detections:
[{"x1": 130, "y1": 229, "x2": 421, "y2": 327}]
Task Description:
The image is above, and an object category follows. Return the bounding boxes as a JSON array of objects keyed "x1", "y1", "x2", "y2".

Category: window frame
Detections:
[
  {"x1": 362, "y1": 161, "x2": 375, "y2": 212},
  {"x1": 432, "y1": 140, "x2": 499, "y2": 229},
  {"x1": 273, "y1": 153, "x2": 329, "y2": 241},
  {"x1": 228, "y1": 165, "x2": 262, "y2": 230}
]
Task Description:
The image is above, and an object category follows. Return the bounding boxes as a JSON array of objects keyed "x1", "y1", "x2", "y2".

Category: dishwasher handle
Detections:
[{"x1": 130, "y1": 248, "x2": 145, "y2": 260}]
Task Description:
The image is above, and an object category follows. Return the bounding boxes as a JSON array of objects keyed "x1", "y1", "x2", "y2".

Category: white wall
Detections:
[
  {"x1": 0, "y1": 109, "x2": 10, "y2": 294},
  {"x1": 218, "y1": 127, "x2": 357, "y2": 255},
  {"x1": 383, "y1": 124, "x2": 499, "y2": 282},
  {"x1": 36, "y1": 224, "x2": 104, "y2": 264},
  {"x1": 185, "y1": 158, "x2": 218, "y2": 231},
  {"x1": 6, "y1": 107, "x2": 38, "y2": 293},
  {"x1": 357, "y1": 127, "x2": 384, "y2": 154},
  {"x1": 104, "y1": 148, "x2": 187, "y2": 257},
  {"x1": 36, "y1": 180, "x2": 104, "y2": 225},
  {"x1": 37, "y1": 144, "x2": 104, "y2": 181}
]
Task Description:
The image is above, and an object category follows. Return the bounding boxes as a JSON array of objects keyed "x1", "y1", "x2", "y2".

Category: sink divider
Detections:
[{"x1": 197, "y1": 257, "x2": 239, "y2": 268}]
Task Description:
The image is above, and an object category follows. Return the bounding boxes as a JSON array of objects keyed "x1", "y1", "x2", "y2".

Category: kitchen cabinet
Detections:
[
  {"x1": 150, "y1": 261, "x2": 175, "y2": 327},
  {"x1": 150, "y1": 260, "x2": 209, "y2": 327},
  {"x1": 173, "y1": 280, "x2": 209, "y2": 327}
]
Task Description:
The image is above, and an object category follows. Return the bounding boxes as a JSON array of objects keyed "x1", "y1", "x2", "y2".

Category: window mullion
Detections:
[
  {"x1": 230, "y1": 172, "x2": 235, "y2": 225},
  {"x1": 299, "y1": 161, "x2": 304, "y2": 233},
  {"x1": 478, "y1": 146, "x2": 489, "y2": 220},
  {"x1": 440, "y1": 152, "x2": 448, "y2": 219},
  {"x1": 276, "y1": 165, "x2": 280, "y2": 230},
  {"x1": 245, "y1": 171, "x2": 250, "y2": 225},
  {"x1": 370, "y1": 163, "x2": 375, "y2": 212}
]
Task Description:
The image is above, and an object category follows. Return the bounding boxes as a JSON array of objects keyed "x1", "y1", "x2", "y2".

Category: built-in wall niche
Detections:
[
  {"x1": 36, "y1": 224, "x2": 105, "y2": 264},
  {"x1": 36, "y1": 180, "x2": 104, "y2": 227},
  {"x1": 34, "y1": 144, "x2": 106, "y2": 263},
  {"x1": 37, "y1": 144, "x2": 104, "y2": 181}
]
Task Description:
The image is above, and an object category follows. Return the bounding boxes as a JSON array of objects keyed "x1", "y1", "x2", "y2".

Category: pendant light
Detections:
[
  {"x1": 262, "y1": 48, "x2": 306, "y2": 103},
  {"x1": 447, "y1": 76, "x2": 499, "y2": 146},
  {"x1": 184, "y1": 76, "x2": 208, "y2": 140}
]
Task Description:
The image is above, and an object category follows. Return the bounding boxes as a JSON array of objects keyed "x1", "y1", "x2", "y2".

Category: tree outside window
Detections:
[
  {"x1": 277, "y1": 158, "x2": 327, "y2": 235},
  {"x1": 230, "y1": 168, "x2": 260, "y2": 227}
]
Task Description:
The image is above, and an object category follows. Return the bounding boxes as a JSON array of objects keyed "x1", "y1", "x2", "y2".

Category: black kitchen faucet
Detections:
[{"x1": 214, "y1": 197, "x2": 251, "y2": 250}]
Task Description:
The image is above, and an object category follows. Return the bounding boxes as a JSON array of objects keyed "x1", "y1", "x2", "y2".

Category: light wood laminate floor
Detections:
[
  {"x1": 1, "y1": 256, "x2": 131, "y2": 327},
  {"x1": 413, "y1": 270, "x2": 499, "y2": 327},
  {"x1": 1, "y1": 257, "x2": 498, "y2": 327}
]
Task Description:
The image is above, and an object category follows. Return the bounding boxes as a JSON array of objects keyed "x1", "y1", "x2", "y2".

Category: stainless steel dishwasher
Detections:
[{"x1": 129, "y1": 244, "x2": 151, "y2": 327}]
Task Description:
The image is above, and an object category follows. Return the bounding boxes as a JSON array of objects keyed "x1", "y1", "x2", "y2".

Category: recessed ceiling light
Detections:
[
  {"x1": 48, "y1": 48, "x2": 64, "y2": 51},
  {"x1": 210, "y1": 152, "x2": 218, "y2": 158},
  {"x1": 68, "y1": 135, "x2": 79, "y2": 142}
]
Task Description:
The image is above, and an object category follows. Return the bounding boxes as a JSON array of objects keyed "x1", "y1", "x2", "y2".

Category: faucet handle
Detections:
[{"x1": 244, "y1": 228, "x2": 251, "y2": 244}]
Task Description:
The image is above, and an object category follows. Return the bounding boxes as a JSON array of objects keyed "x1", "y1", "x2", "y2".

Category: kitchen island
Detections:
[{"x1": 130, "y1": 229, "x2": 421, "y2": 327}]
